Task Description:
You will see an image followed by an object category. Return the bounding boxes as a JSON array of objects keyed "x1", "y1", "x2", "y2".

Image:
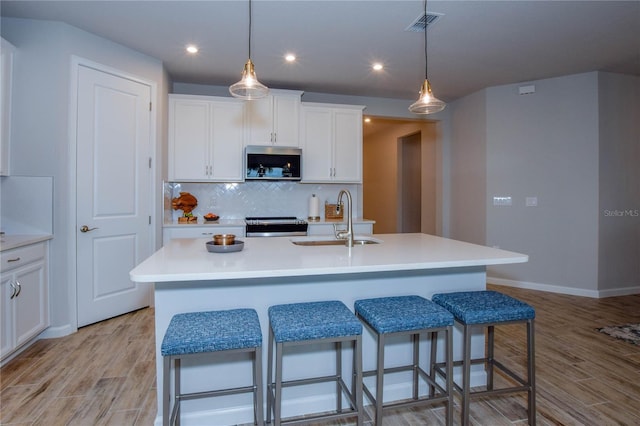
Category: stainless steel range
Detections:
[{"x1": 245, "y1": 216, "x2": 308, "y2": 237}]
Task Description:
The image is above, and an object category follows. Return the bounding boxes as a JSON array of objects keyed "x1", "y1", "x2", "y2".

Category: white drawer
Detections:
[{"x1": 0, "y1": 243, "x2": 46, "y2": 272}]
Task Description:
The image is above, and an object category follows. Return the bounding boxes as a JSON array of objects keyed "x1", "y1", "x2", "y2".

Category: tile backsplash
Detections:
[{"x1": 164, "y1": 181, "x2": 361, "y2": 223}]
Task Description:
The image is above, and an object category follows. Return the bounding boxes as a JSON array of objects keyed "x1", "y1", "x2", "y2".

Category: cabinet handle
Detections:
[
  {"x1": 7, "y1": 257, "x2": 20, "y2": 263},
  {"x1": 14, "y1": 281, "x2": 21, "y2": 297},
  {"x1": 9, "y1": 282, "x2": 16, "y2": 299}
]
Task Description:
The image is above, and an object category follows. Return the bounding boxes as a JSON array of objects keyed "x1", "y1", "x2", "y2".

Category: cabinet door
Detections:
[
  {"x1": 333, "y1": 109, "x2": 362, "y2": 182},
  {"x1": 169, "y1": 99, "x2": 210, "y2": 181},
  {"x1": 245, "y1": 96, "x2": 273, "y2": 145},
  {"x1": 301, "y1": 107, "x2": 333, "y2": 182},
  {"x1": 210, "y1": 101, "x2": 244, "y2": 181},
  {"x1": 0, "y1": 278, "x2": 13, "y2": 358},
  {"x1": 0, "y1": 38, "x2": 15, "y2": 176},
  {"x1": 272, "y1": 95, "x2": 299, "y2": 146},
  {"x1": 13, "y1": 260, "x2": 48, "y2": 348},
  {"x1": 246, "y1": 92, "x2": 301, "y2": 146}
]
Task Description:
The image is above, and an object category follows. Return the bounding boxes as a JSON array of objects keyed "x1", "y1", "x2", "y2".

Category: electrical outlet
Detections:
[{"x1": 526, "y1": 197, "x2": 538, "y2": 207}]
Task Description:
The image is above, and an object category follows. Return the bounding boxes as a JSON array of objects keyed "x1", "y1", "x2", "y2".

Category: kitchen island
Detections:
[{"x1": 130, "y1": 233, "x2": 527, "y2": 425}]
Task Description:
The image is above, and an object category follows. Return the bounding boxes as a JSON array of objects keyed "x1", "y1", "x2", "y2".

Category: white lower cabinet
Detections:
[
  {"x1": 301, "y1": 103, "x2": 364, "y2": 183},
  {"x1": 1, "y1": 242, "x2": 49, "y2": 361},
  {"x1": 163, "y1": 226, "x2": 245, "y2": 245}
]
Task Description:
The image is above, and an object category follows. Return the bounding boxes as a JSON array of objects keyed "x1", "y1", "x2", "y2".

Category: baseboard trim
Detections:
[
  {"x1": 39, "y1": 324, "x2": 76, "y2": 339},
  {"x1": 488, "y1": 277, "x2": 640, "y2": 298}
]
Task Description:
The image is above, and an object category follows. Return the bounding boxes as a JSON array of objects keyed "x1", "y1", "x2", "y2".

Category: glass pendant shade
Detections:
[
  {"x1": 229, "y1": 59, "x2": 269, "y2": 100},
  {"x1": 409, "y1": 79, "x2": 446, "y2": 114}
]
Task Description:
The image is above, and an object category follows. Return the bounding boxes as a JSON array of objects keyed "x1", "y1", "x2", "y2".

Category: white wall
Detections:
[
  {"x1": 597, "y1": 72, "x2": 640, "y2": 294},
  {"x1": 449, "y1": 90, "x2": 487, "y2": 245},
  {"x1": 1, "y1": 17, "x2": 168, "y2": 334},
  {"x1": 485, "y1": 72, "x2": 600, "y2": 293},
  {"x1": 450, "y1": 71, "x2": 639, "y2": 297}
]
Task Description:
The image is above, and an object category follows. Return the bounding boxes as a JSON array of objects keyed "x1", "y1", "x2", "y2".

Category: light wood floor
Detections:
[{"x1": 1, "y1": 285, "x2": 639, "y2": 425}]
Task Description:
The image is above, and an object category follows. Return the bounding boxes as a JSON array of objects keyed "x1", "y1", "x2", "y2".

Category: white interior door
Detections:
[{"x1": 76, "y1": 65, "x2": 151, "y2": 327}]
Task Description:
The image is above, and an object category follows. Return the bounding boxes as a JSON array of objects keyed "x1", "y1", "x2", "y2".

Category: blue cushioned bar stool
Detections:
[
  {"x1": 432, "y1": 291, "x2": 536, "y2": 426},
  {"x1": 267, "y1": 301, "x2": 363, "y2": 426},
  {"x1": 354, "y1": 295, "x2": 454, "y2": 425},
  {"x1": 161, "y1": 309, "x2": 264, "y2": 426}
]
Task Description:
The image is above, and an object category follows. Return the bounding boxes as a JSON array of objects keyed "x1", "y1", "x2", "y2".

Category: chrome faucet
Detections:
[{"x1": 334, "y1": 189, "x2": 354, "y2": 247}]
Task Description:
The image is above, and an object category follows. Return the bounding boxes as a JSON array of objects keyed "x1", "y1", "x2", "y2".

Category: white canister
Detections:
[{"x1": 308, "y1": 194, "x2": 320, "y2": 221}]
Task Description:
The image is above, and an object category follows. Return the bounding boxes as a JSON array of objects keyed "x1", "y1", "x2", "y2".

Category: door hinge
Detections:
[
  {"x1": 149, "y1": 216, "x2": 152, "y2": 225},
  {"x1": 149, "y1": 102, "x2": 152, "y2": 111},
  {"x1": 149, "y1": 157, "x2": 152, "y2": 168}
]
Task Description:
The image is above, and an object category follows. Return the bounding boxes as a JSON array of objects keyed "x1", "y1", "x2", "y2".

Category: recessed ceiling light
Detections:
[
  {"x1": 372, "y1": 63, "x2": 383, "y2": 71},
  {"x1": 285, "y1": 53, "x2": 296, "y2": 62},
  {"x1": 186, "y1": 45, "x2": 198, "y2": 54}
]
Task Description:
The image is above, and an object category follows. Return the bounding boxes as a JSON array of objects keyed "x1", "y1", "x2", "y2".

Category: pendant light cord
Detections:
[
  {"x1": 424, "y1": 0, "x2": 428, "y2": 80},
  {"x1": 248, "y1": 0, "x2": 252, "y2": 60}
]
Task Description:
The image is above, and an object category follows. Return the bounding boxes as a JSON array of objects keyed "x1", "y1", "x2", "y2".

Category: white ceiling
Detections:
[{"x1": 1, "y1": 1, "x2": 638, "y2": 102}]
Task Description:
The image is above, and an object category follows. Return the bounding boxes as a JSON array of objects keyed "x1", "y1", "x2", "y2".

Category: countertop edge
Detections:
[{"x1": 0, "y1": 234, "x2": 53, "y2": 252}]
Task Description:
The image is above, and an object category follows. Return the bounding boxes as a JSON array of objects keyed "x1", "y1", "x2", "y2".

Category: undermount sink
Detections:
[{"x1": 290, "y1": 236, "x2": 382, "y2": 246}]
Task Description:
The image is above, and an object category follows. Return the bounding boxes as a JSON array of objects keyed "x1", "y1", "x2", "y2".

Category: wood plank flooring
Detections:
[{"x1": 1, "y1": 285, "x2": 639, "y2": 425}]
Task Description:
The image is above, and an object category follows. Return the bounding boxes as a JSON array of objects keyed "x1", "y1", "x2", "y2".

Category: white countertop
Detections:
[
  {"x1": 130, "y1": 233, "x2": 527, "y2": 283},
  {"x1": 0, "y1": 234, "x2": 53, "y2": 251}
]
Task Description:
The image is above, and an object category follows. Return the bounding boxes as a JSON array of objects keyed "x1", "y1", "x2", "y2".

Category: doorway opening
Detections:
[
  {"x1": 363, "y1": 117, "x2": 438, "y2": 235},
  {"x1": 398, "y1": 132, "x2": 422, "y2": 233}
]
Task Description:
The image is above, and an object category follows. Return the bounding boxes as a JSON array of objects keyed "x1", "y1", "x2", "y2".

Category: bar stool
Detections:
[
  {"x1": 354, "y1": 295, "x2": 454, "y2": 425},
  {"x1": 432, "y1": 290, "x2": 536, "y2": 426},
  {"x1": 161, "y1": 309, "x2": 264, "y2": 426},
  {"x1": 266, "y1": 300, "x2": 363, "y2": 426}
]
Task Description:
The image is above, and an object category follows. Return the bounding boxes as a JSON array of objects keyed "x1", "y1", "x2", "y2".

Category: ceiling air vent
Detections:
[{"x1": 405, "y1": 12, "x2": 443, "y2": 32}]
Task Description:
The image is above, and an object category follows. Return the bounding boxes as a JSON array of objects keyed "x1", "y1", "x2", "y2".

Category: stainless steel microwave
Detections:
[{"x1": 245, "y1": 145, "x2": 302, "y2": 181}]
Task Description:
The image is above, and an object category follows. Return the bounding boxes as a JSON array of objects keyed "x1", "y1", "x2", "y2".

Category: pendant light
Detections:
[
  {"x1": 409, "y1": 0, "x2": 445, "y2": 114},
  {"x1": 229, "y1": 0, "x2": 269, "y2": 100}
]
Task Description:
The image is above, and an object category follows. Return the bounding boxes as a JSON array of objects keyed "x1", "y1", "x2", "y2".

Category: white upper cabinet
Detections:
[
  {"x1": 169, "y1": 94, "x2": 245, "y2": 182},
  {"x1": 301, "y1": 103, "x2": 364, "y2": 183},
  {"x1": 0, "y1": 38, "x2": 15, "y2": 176},
  {"x1": 245, "y1": 90, "x2": 302, "y2": 146}
]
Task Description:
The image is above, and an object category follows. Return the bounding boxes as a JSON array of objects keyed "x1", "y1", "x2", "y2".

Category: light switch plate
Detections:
[{"x1": 493, "y1": 196, "x2": 512, "y2": 206}]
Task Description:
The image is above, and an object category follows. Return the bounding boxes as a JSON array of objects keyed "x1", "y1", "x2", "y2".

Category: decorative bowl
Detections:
[
  {"x1": 213, "y1": 234, "x2": 235, "y2": 245},
  {"x1": 206, "y1": 240, "x2": 244, "y2": 253}
]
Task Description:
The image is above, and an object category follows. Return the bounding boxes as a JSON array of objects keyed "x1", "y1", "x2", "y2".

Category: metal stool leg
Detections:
[
  {"x1": 445, "y1": 326, "x2": 453, "y2": 426},
  {"x1": 429, "y1": 331, "x2": 437, "y2": 397},
  {"x1": 355, "y1": 334, "x2": 364, "y2": 426},
  {"x1": 528, "y1": 319, "x2": 536, "y2": 425},
  {"x1": 375, "y1": 332, "x2": 385, "y2": 425},
  {"x1": 336, "y1": 341, "x2": 342, "y2": 412},
  {"x1": 174, "y1": 358, "x2": 181, "y2": 426},
  {"x1": 254, "y1": 347, "x2": 264, "y2": 426},
  {"x1": 462, "y1": 324, "x2": 472, "y2": 426},
  {"x1": 412, "y1": 333, "x2": 420, "y2": 399},
  {"x1": 163, "y1": 356, "x2": 171, "y2": 426},
  {"x1": 266, "y1": 326, "x2": 274, "y2": 424},
  {"x1": 487, "y1": 325, "x2": 495, "y2": 390},
  {"x1": 274, "y1": 342, "x2": 283, "y2": 426}
]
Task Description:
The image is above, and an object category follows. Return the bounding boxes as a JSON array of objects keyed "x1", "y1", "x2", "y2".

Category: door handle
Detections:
[{"x1": 80, "y1": 225, "x2": 99, "y2": 233}]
